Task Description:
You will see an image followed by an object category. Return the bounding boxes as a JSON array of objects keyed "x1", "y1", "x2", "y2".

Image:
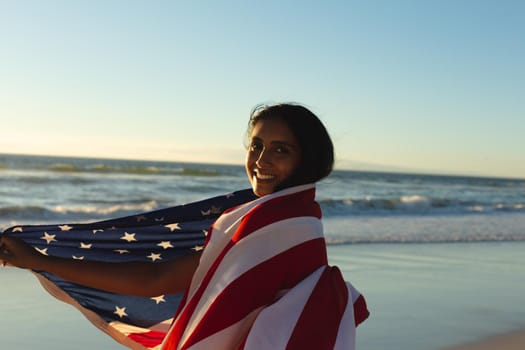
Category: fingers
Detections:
[
  {"x1": 0, "y1": 236, "x2": 10, "y2": 264},
  {"x1": 0, "y1": 236, "x2": 22, "y2": 267},
  {"x1": 0, "y1": 236, "x2": 43, "y2": 270},
  {"x1": 0, "y1": 236, "x2": 8, "y2": 266}
]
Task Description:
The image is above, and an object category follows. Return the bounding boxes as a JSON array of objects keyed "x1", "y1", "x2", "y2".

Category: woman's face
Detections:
[{"x1": 245, "y1": 118, "x2": 302, "y2": 196}]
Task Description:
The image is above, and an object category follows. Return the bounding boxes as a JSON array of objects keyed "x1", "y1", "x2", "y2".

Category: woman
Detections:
[{"x1": 0, "y1": 103, "x2": 368, "y2": 349}]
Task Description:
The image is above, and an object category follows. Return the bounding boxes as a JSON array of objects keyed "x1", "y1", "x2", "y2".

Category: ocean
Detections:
[
  {"x1": 2, "y1": 153, "x2": 524, "y2": 242},
  {"x1": 1, "y1": 153, "x2": 525, "y2": 349}
]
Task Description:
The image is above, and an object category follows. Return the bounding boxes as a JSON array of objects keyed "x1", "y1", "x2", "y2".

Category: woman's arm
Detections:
[{"x1": 0, "y1": 235, "x2": 200, "y2": 297}]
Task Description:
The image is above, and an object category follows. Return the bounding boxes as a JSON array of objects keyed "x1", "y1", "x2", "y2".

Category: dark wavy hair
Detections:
[{"x1": 247, "y1": 103, "x2": 334, "y2": 190}]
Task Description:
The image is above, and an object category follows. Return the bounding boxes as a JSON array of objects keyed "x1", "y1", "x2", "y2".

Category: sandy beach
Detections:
[{"x1": 444, "y1": 328, "x2": 525, "y2": 350}]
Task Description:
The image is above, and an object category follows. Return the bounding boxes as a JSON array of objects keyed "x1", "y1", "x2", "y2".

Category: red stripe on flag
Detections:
[
  {"x1": 286, "y1": 266, "x2": 348, "y2": 350},
  {"x1": 353, "y1": 294, "x2": 370, "y2": 326},
  {"x1": 127, "y1": 330, "x2": 165, "y2": 348}
]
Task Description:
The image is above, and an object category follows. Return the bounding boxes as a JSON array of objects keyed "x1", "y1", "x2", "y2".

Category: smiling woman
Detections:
[
  {"x1": 245, "y1": 118, "x2": 302, "y2": 196},
  {"x1": 245, "y1": 104, "x2": 334, "y2": 195}
]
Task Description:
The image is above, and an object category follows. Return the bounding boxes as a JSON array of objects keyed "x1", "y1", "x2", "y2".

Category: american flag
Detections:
[
  {"x1": 162, "y1": 184, "x2": 369, "y2": 349},
  {"x1": 1, "y1": 189, "x2": 256, "y2": 350}
]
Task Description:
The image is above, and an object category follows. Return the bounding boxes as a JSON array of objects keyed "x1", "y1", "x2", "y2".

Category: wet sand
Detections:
[{"x1": 443, "y1": 328, "x2": 525, "y2": 350}]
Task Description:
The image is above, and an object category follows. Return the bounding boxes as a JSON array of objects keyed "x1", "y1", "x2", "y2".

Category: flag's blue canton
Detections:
[{"x1": 2, "y1": 189, "x2": 255, "y2": 348}]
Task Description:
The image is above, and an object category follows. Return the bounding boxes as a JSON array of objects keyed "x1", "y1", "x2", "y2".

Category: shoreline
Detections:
[{"x1": 443, "y1": 328, "x2": 525, "y2": 350}]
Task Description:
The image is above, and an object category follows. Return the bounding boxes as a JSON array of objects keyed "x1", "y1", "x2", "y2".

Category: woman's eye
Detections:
[
  {"x1": 250, "y1": 143, "x2": 261, "y2": 152},
  {"x1": 275, "y1": 147, "x2": 289, "y2": 154}
]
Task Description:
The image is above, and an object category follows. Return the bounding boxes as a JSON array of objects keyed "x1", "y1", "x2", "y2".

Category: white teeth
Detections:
[{"x1": 254, "y1": 169, "x2": 275, "y2": 180}]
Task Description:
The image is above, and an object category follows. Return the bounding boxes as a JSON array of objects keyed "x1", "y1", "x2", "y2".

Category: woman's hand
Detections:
[{"x1": 0, "y1": 235, "x2": 45, "y2": 269}]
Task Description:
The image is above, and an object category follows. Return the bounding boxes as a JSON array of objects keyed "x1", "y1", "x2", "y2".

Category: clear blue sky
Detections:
[{"x1": 1, "y1": 0, "x2": 523, "y2": 178}]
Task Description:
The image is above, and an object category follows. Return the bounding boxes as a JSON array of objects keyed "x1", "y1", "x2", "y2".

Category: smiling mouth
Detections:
[{"x1": 253, "y1": 169, "x2": 276, "y2": 180}]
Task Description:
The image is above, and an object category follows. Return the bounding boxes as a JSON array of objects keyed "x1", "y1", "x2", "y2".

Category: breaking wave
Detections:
[
  {"x1": 319, "y1": 196, "x2": 525, "y2": 216},
  {"x1": 45, "y1": 163, "x2": 221, "y2": 176},
  {"x1": 0, "y1": 201, "x2": 159, "y2": 222}
]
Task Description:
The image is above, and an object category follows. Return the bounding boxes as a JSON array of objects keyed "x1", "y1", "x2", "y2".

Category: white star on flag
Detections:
[
  {"x1": 192, "y1": 245, "x2": 204, "y2": 252},
  {"x1": 35, "y1": 247, "x2": 48, "y2": 256},
  {"x1": 157, "y1": 241, "x2": 173, "y2": 249},
  {"x1": 72, "y1": 256, "x2": 84, "y2": 260},
  {"x1": 12, "y1": 227, "x2": 23, "y2": 233},
  {"x1": 41, "y1": 232, "x2": 57, "y2": 244},
  {"x1": 114, "y1": 306, "x2": 128, "y2": 318},
  {"x1": 121, "y1": 232, "x2": 137, "y2": 242},
  {"x1": 147, "y1": 253, "x2": 162, "y2": 262},
  {"x1": 92, "y1": 229, "x2": 104, "y2": 234},
  {"x1": 151, "y1": 295, "x2": 166, "y2": 304},
  {"x1": 59, "y1": 225, "x2": 73, "y2": 231},
  {"x1": 113, "y1": 249, "x2": 130, "y2": 254},
  {"x1": 80, "y1": 242, "x2": 92, "y2": 249},
  {"x1": 164, "y1": 223, "x2": 180, "y2": 231}
]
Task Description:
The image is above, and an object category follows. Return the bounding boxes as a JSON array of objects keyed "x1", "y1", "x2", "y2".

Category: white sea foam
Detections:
[
  {"x1": 52, "y1": 201, "x2": 158, "y2": 215},
  {"x1": 323, "y1": 213, "x2": 525, "y2": 244}
]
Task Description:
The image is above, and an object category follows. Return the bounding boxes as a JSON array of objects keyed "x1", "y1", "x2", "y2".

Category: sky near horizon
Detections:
[{"x1": 0, "y1": 1, "x2": 523, "y2": 178}]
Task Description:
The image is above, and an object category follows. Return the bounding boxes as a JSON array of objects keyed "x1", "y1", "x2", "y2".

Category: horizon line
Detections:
[{"x1": 1, "y1": 151, "x2": 524, "y2": 181}]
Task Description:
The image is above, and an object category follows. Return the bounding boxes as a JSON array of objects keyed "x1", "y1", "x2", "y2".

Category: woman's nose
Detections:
[{"x1": 255, "y1": 149, "x2": 271, "y2": 167}]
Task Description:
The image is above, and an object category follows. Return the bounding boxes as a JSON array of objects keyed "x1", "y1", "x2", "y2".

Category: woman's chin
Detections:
[{"x1": 250, "y1": 181, "x2": 276, "y2": 197}]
